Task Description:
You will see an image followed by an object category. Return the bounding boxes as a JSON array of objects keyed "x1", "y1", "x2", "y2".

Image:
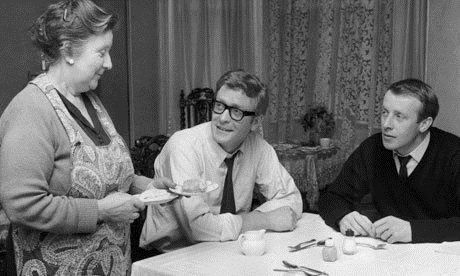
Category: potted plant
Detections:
[{"x1": 300, "y1": 104, "x2": 335, "y2": 146}]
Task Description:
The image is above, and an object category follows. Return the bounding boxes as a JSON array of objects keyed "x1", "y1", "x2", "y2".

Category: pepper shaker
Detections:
[{"x1": 322, "y1": 239, "x2": 338, "y2": 262}]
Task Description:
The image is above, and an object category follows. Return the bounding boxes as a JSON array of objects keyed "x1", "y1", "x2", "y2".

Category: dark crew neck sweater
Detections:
[{"x1": 319, "y1": 127, "x2": 460, "y2": 243}]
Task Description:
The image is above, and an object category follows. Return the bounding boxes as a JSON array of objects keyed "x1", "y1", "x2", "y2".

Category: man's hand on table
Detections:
[
  {"x1": 373, "y1": 216, "x2": 412, "y2": 243},
  {"x1": 339, "y1": 211, "x2": 375, "y2": 237},
  {"x1": 241, "y1": 206, "x2": 297, "y2": 233}
]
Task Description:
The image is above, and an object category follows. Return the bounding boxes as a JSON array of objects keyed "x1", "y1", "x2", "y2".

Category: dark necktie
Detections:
[
  {"x1": 398, "y1": 155, "x2": 412, "y2": 180},
  {"x1": 220, "y1": 153, "x2": 237, "y2": 214}
]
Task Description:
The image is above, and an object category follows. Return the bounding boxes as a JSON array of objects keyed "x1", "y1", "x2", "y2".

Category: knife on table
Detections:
[{"x1": 289, "y1": 238, "x2": 331, "y2": 252}]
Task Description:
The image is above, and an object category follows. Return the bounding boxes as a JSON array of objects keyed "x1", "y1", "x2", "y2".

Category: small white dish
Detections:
[
  {"x1": 135, "y1": 188, "x2": 178, "y2": 205},
  {"x1": 169, "y1": 180, "x2": 218, "y2": 196}
]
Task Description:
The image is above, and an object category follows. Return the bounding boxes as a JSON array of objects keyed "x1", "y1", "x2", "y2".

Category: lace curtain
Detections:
[{"x1": 264, "y1": 0, "x2": 394, "y2": 161}]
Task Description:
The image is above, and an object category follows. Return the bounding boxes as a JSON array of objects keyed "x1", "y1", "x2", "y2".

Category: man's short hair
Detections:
[
  {"x1": 388, "y1": 78, "x2": 439, "y2": 122},
  {"x1": 215, "y1": 69, "x2": 269, "y2": 116}
]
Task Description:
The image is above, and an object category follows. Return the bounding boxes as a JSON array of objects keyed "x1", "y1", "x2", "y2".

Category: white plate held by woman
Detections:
[{"x1": 135, "y1": 188, "x2": 178, "y2": 205}]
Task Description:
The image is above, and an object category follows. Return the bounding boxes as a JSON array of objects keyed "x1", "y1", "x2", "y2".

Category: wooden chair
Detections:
[
  {"x1": 180, "y1": 88, "x2": 214, "y2": 129},
  {"x1": 130, "y1": 135, "x2": 169, "y2": 178},
  {"x1": 129, "y1": 135, "x2": 169, "y2": 262},
  {"x1": 0, "y1": 220, "x2": 16, "y2": 275}
]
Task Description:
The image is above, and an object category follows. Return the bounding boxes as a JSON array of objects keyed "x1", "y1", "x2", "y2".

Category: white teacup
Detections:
[{"x1": 238, "y1": 229, "x2": 267, "y2": 256}]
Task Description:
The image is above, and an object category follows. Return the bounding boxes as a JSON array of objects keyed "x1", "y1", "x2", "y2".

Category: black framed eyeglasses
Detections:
[{"x1": 212, "y1": 100, "x2": 256, "y2": 121}]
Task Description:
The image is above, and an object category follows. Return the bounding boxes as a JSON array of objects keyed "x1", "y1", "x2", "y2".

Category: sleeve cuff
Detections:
[
  {"x1": 220, "y1": 213, "x2": 243, "y2": 241},
  {"x1": 132, "y1": 175, "x2": 154, "y2": 193},
  {"x1": 76, "y1": 198, "x2": 99, "y2": 233}
]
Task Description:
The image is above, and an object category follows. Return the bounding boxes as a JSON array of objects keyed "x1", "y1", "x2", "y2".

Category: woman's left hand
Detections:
[{"x1": 149, "y1": 177, "x2": 176, "y2": 190}]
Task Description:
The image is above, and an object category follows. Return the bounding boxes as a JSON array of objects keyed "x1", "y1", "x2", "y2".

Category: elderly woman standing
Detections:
[{"x1": 0, "y1": 0, "x2": 175, "y2": 275}]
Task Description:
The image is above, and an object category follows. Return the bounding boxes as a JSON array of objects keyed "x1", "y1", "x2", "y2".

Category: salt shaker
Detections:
[
  {"x1": 322, "y1": 239, "x2": 338, "y2": 262},
  {"x1": 342, "y1": 229, "x2": 358, "y2": 255}
]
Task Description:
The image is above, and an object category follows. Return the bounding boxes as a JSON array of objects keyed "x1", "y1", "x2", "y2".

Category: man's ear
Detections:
[
  {"x1": 250, "y1": 116, "x2": 262, "y2": 132},
  {"x1": 419, "y1": 117, "x2": 433, "y2": 133}
]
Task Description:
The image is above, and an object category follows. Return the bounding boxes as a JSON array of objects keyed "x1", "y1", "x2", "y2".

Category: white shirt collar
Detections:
[{"x1": 393, "y1": 131, "x2": 430, "y2": 163}]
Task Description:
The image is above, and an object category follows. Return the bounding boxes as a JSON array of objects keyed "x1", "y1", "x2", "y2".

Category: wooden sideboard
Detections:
[{"x1": 272, "y1": 143, "x2": 343, "y2": 211}]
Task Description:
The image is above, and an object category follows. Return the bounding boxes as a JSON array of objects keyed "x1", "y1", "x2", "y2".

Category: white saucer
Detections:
[{"x1": 135, "y1": 188, "x2": 178, "y2": 205}]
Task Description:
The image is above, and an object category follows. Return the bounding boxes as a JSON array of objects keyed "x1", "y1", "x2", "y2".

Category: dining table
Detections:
[{"x1": 131, "y1": 213, "x2": 460, "y2": 276}]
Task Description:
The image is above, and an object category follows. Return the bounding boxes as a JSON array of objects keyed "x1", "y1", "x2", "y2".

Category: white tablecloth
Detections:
[{"x1": 131, "y1": 213, "x2": 460, "y2": 276}]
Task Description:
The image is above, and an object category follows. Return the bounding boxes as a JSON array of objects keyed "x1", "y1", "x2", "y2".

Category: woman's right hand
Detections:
[{"x1": 97, "y1": 192, "x2": 145, "y2": 224}]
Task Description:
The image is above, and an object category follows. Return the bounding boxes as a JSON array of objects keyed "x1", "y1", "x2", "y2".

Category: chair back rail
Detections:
[{"x1": 180, "y1": 88, "x2": 214, "y2": 129}]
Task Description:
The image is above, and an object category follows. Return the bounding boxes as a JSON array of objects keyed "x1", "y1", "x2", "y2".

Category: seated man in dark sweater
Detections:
[{"x1": 319, "y1": 78, "x2": 460, "y2": 244}]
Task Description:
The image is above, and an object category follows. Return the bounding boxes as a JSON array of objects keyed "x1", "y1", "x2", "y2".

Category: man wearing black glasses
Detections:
[{"x1": 146, "y1": 69, "x2": 302, "y2": 251}]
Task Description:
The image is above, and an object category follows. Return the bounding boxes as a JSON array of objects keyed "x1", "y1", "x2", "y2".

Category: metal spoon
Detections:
[{"x1": 282, "y1": 260, "x2": 328, "y2": 276}]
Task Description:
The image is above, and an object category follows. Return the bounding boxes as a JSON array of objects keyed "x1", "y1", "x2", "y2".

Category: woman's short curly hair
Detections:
[{"x1": 29, "y1": 0, "x2": 118, "y2": 67}]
